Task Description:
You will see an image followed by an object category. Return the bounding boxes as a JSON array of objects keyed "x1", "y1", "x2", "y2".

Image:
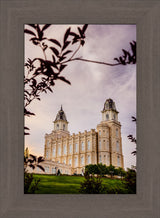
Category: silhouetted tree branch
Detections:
[
  {"x1": 128, "y1": 116, "x2": 137, "y2": 155},
  {"x1": 24, "y1": 24, "x2": 136, "y2": 134}
]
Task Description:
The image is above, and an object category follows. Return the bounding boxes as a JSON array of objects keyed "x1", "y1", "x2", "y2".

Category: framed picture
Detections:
[{"x1": 1, "y1": 0, "x2": 160, "y2": 217}]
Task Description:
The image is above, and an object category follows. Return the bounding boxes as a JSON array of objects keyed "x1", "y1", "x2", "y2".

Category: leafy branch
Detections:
[
  {"x1": 128, "y1": 116, "x2": 137, "y2": 155},
  {"x1": 24, "y1": 24, "x2": 136, "y2": 134}
]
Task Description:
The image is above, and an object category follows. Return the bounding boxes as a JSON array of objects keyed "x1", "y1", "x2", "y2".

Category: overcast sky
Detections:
[{"x1": 25, "y1": 25, "x2": 136, "y2": 169}]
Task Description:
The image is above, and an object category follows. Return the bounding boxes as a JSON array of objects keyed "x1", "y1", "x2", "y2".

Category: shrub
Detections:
[
  {"x1": 79, "y1": 172, "x2": 106, "y2": 194},
  {"x1": 124, "y1": 168, "x2": 136, "y2": 194},
  {"x1": 24, "y1": 171, "x2": 40, "y2": 194}
]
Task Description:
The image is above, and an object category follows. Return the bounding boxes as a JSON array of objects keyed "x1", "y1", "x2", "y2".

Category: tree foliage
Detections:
[
  {"x1": 24, "y1": 154, "x2": 45, "y2": 193},
  {"x1": 24, "y1": 24, "x2": 88, "y2": 134},
  {"x1": 24, "y1": 24, "x2": 136, "y2": 134},
  {"x1": 79, "y1": 171, "x2": 106, "y2": 194},
  {"x1": 128, "y1": 116, "x2": 137, "y2": 155}
]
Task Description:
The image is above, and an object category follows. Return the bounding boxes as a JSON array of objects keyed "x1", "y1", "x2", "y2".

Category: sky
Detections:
[{"x1": 25, "y1": 24, "x2": 136, "y2": 169}]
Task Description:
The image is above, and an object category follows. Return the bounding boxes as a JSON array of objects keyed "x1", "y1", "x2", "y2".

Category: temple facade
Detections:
[{"x1": 43, "y1": 99, "x2": 124, "y2": 175}]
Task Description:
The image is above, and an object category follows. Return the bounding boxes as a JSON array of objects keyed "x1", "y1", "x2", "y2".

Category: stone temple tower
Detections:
[{"x1": 97, "y1": 99, "x2": 124, "y2": 168}]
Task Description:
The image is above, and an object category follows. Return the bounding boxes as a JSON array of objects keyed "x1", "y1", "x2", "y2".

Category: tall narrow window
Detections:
[
  {"x1": 63, "y1": 145, "x2": 66, "y2": 155},
  {"x1": 63, "y1": 124, "x2": 65, "y2": 130},
  {"x1": 58, "y1": 146, "x2": 61, "y2": 156},
  {"x1": 99, "y1": 130, "x2": 101, "y2": 136},
  {"x1": 46, "y1": 151, "x2": 49, "y2": 159},
  {"x1": 81, "y1": 156, "x2": 84, "y2": 165},
  {"x1": 69, "y1": 144, "x2": 72, "y2": 153},
  {"x1": 87, "y1": 155, "x2": 91, "y2": 164},
  {"x1": 69, "y1": 158, "x2": 71, "y2": 165},
  {"x1": 116, "y1": 128, "x2": 118, "y2": 137},
  {"x1": 106, "y1": 114, "x2": 109, "y2": 120},
  {"x1": 57, "y1": 124, "x2": 59, "y2": 130},
  {"x1": 117, "y1": 155, "x2": 121, "y2": 166},
  {"x1": 75, "y1": 143, "x2": 78, "y2": 153},
  {"x1": 99, "y1": 155, "x2": 102, "y2": 163},
  {"x1": 81, "y1": 142, "x2": 84, "y2": 151},
  {"x1": 75, "y1": 157, "x2": 78, "y2": 166},
  {"x1": 116, "y1": 141, "x2": 120, "y2": 152},
  {"x1": 52, "y1": 147, "x2": 56, "y2": 157},
  {"x1": 99, "y1": 140, "x2": 101, "y2": 149},
  {"x1": 106, "y1": 141, "x2": 109, "y2": 150},
  {"x1": 87, "y1": 141, "x2": 90, "y2": 150}
]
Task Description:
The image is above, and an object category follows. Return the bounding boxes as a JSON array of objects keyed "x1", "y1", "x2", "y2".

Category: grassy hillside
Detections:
[{"x1": 31, "y1": 174, "x2": 127, "y2": 194}]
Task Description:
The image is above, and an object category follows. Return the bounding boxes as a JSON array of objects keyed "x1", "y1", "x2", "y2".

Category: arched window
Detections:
[
  {"x1": 99, "y1": 140, "x2": 101, "y2": 149},
  {"x1": 69, "y1": 158, "x2": 71, "y2": 165},
  {"x1": 63, "y1": 124, "x2": 65, "y2": 130},
  {"x1": 99, "y1": 130, "x2": 101, "y2": 136},
  {"x1": 57, "y1": 124, "x2": 59, "y2": 130},
  {"x1": 106, "y1": 114, "x2": 109, "y2": 120},
  {"x1": 113, "y1": 113, "x2": 116, "y2": 120}
]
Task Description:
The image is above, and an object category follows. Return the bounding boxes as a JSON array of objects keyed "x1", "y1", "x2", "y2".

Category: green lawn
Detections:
[{"x1": 32, "y1": 174, "x2": 127, "y2": 194}]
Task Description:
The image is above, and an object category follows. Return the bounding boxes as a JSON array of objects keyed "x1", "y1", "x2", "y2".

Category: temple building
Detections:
[{"x1": 39, "y1": 98, "x2": 124, "y2": 175}]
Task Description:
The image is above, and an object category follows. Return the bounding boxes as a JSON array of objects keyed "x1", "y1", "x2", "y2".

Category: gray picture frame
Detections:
[{"x1": 0, "y1": 0, "x2": 160, "y2": 217}]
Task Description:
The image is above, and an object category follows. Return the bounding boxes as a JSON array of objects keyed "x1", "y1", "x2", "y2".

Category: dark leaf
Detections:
[
  {"x1": 50, "y1": 47, "x2": 59, "y2": 56},
  {"x1": 131, "y1": 116, "x2": 136, "y2": 122},
  {"x1": 24, "y1": 29, "x2": 36, "y2": 36},
  {"x1": 24, "y1": 132, "x2": 30, "y2": 135},
  {"x1": 28, "y1": 159, "x2": 34, "y2": 163},
  {"x1": 59, "y1": 56, "x2": 66, "y2": 62},
  {"x1": 49, "y1": 39, "x2": 61, "y2": 47},
  {"x1": 64, "y1": 27, "x2": 71, "y2": 43},
  {"x1": 37, "y1": 165, "x2": 45, "y2": 172},
  {"x1": 29, "y1": 164, "x2": 35, "y2": 169},
  {"x1": 114, "y1": 58, "x2": 119, "y2": 62},
  {"x1": 63, "y1": 50, "x2": 72, "y2": 56},
  {"x1": 69, "y1": 32, "x2": 79, "y2": 37},
  {"x1": 37, "y1": 98, "x2": 41, "y2": 101},
  {"x1": 82, "y1": 24, "x2": 88, "y2": 34},
  {"x1": 36, "y1": 24, "x2": 43, "y2": 40},
  {"x1": 47, "y1": 87, "x2": 53, "y2": 92},
  {"x1": 29, "y1": 154, "x2": 36, "y2": 162},
  {"x1": 62, "y1": 41, "x2": 70, "y2": 51},
  {"x1": 24, "y1": 126, "x2": 30, "y2": 130},
  {"x1": 78, "y1": 27, "x2": 84, "y2": 38},
  {"x1": 58, "y1": 76, "x2": 71, "y2": 85},
  {"x1": 59, "y1": 64, "x2": 67, "y2": 72},
  {"x1": 38, "y1": 156, "x2": 45, "y2": 163},
  {"x1": 81, "y1": 40, "x2": 85, "y2": 46},
  {"x1": 131, "y1": 151, "x2": 137, "y2": 155},
  {"x1": 52, "y1": 55, "x2": 56, "y2": 63},
  {"x1": 50, "y1": 79, "x2": 55, "y2": 85},
  {"x1": 42, "y1": 24, "x2": 51, "y2": 31},
  {"x1": 24, "y1": 108, "x2": 35, "y2": 116},
  {"x1": 72, "y1": 38, "x2": 78, "y2": 44}
]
